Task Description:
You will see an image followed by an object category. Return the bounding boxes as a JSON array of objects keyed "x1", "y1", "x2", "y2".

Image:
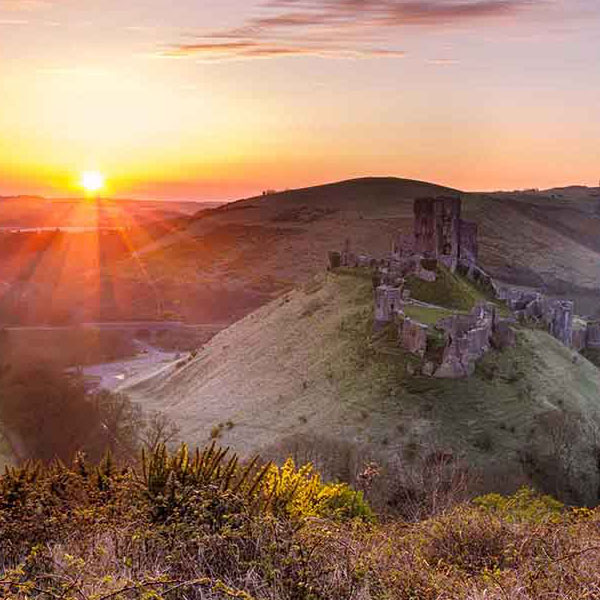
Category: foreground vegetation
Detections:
[{"x1": 0, "y1": 442, "x2": 599, "y2": 599}]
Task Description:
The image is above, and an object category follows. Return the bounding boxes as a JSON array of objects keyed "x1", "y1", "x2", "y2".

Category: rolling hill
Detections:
[
  {"x1": 122, "y1": 177, "x2": 600, "y2": 324},
  {"x1": 4, "y1": 176, "x2": 600, "y2": 499},
  {"x1": 122, "y1": 268, "x2": 600, "y2": 505},
  {"x1": 4, "y1": 177, "x2": 599, "y2": 326}
]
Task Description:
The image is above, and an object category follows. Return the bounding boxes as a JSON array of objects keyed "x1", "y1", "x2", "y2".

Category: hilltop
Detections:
[
  {"x1": 2, "y1": 177, "x2": 599, "y2": 326},
  {"x1": 119, "y1": 177, "x2": 600, "y2": 326},
  {"x1": 123, "y1": 267, "x2": 600, "y2": 504}
]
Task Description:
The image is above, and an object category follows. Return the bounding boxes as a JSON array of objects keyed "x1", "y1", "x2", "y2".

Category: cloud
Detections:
[
  {"x1": 161, "y1": 40, "x2": 406, "y2": 60},
  {"x1": 426, "y1": 57, "x2": 461, "y2": 64},
  {"x1": 0, "y1": 0, "x2": 53, "y2": 11},
  {"x1": 265, "y1": 0, "x2": 523, "y2": 24},
  {"x1": 165, "y1": 0, "x2": 536, "y2": 61}
]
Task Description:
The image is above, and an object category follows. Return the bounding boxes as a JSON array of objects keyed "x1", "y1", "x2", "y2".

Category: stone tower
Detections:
[{"x1": 414, "y1": 196, "x2": 462, "y2": 270}]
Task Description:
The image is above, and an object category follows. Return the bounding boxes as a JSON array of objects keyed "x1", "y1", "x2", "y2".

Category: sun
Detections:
[{"x1": 80, "y1": 170, "x2": 105, "y2": 193}]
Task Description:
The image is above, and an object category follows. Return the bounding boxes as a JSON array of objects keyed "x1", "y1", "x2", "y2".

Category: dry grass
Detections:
[
  {"x1": 123, "y1": 270, "x2": 600, "y2": 505},
  {"x1": 2, "y1": 446, "x2": 600, "y2": 599}
]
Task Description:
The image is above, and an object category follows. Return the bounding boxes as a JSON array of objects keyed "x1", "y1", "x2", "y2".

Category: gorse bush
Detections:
[
  {"x1": 1, "y1": 446, "x2": 600, "y2": 599},
  {"x1": 474, "y1": 485, "x2": 565, "y2": 523},
  {"x1": 262, "y1": 457, "x2": 373, "y2": 521},
  {"x1": 0, "y1": 443, "x2": 371, "y2": 599},
  {"x1": 142, "y1": 443, "x2": 372, "y2": 523}
]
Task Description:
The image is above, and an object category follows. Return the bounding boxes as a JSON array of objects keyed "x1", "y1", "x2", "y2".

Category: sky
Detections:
[{"x1": 0, "y1": 0, "x2": 599, "y2": 201}]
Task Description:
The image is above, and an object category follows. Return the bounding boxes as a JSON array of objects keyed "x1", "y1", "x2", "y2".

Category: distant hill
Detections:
[
  {"x1": 2, "y1": 176, "x2": 600, "y2": 325},
  {"x1": 123, "y1": 269, "x2": 600, "y2": 504},
  {"x1": 123, "y1": 177, "x2": 600, "y2": 322},
  {"x1": 0, "y1": 196, "x2": 221, "y2": 229}
]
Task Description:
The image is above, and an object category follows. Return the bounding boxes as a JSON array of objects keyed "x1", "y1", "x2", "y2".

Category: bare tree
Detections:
[{"x1": 140, "y1": 411, "x2": 181, "y2": 451}]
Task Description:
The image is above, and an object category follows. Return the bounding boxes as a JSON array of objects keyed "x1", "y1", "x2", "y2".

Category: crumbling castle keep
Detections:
[
  {"x1": 328, "y1": 195, "x2": 599, "y2": 379},
  {"x1": 413, "y1": 196, "x2": 478, "y2": 269}
]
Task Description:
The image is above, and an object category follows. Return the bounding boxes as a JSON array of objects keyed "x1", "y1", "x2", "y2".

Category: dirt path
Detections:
[{"x1": 77, "y1": 341, "x2": 181, "y2": 392}]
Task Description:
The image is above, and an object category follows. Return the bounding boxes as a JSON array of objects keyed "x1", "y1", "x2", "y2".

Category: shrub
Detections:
[
  {"x1": 262, "y1": 458, "x2": 374, "y2": 522},
  {"x1": 474, "y1": 485, "x2": 564, "y2": 523},
  {"x1": 2, "y1": 445, "x2": 600, "y2": 599},
  {"x1": 0, "y1": 365, "x2": 142, "y2": 463}
]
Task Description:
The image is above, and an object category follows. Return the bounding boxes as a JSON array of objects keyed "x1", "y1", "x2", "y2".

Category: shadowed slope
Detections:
[{"x1": 128, "y1": 178, "x2": 600, "y2": 320}]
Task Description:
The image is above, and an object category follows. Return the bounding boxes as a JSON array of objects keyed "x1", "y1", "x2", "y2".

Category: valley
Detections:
[{"x1": 2, "y1": 178, "x2": 600, "y2": 504}]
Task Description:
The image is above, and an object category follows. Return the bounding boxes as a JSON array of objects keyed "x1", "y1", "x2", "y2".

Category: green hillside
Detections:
[{"x1": 124, "y1": 268, "x2": 600, "y2": 504}]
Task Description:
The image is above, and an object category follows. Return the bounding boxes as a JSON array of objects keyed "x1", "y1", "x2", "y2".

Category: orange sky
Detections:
[{"x1": 1, "y1": 0, "x2": 599, "y2": 200}]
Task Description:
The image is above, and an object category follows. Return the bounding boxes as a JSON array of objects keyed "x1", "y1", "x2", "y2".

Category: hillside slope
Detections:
[
  {"x1": 121, "y1": 178, "x2": 600, "y2": 323},
  {"x1": 123, "y1": 269, "x2": 600, "y2": 504}
]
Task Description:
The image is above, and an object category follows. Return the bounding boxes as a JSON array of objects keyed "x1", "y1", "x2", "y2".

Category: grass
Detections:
[
  {"x1": 403, "y1": 303, "x2": 458, "y2": 325},
  {"x1": 406, "y1": 263, "x2": 509, "y2": 314},
  {"x1": 2, "y1": 447, "x2": 600, "y2": 599},
  {"x1": 124, "y1": 268, "x2": 600, "y2": 506},
  {"x1": 319, "y1": 272, "x2": 600, "y2": 504}
]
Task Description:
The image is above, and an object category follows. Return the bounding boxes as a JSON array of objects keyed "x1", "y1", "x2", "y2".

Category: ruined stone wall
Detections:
[
  {"x1": 414, "y1": 198, "x2": 437, "y2": 256},
  {"x1": 374, "y1": 285, "x2": 404, "y2": 326},
  {"x1": 392, "y1": 233, "x2": 414, "y2": 257},
  {"x1": 398, "y1": 317, "x2": 428, "y2": 358},
  {"x1": 399, "y1": 303, "x2": 516, "y2": 379},
  {"x1": 434, "y1": 196, "x2": 461, "y2": 270},
  {"x1": 587, "y1": 321, "x2": 600, "y2": 349},
  {"x1": 330, "y1": 193, "x2": 597, "y2": 381},
  {"x1": 459, "y1": 221, "x2": 478, "y2": 263},
  {"x1": 414, "y1": 196, "x2": 462, "y2": 270},
  {"x1": 548, "y1": 300, "x2": 574, "y2": 348},
  {"x1": 498, "y1": 287, "x2": 576, "y2": 349}
]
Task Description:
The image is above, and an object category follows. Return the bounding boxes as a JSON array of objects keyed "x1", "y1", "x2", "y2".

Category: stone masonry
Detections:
[
  {"x1": 374, "y1": 285, "x2": 404, "y2": 327},
  {"x1": 328, "y1": 194, "x2": 597, "y2": 378},
  {"x1": 398, "y1": 317, "x2": 428, "y2": 358},
  {"x1": 413, "y1": 196, "x2": 478, "y2": 271},
  {"x1": 497, "y1": 287, "x2": 575, "y2": 348}
]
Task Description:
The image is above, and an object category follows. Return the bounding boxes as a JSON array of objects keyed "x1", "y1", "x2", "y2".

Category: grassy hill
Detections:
[
  {"x1": 123, "y1": 268, "x2": 600, "y2": 504},
  {"x1": 2, "y1": 177, "x2": 599, "y2": 325},
  {"x1": 120, "y1": 177, "x2": 600, "y2": 324}
]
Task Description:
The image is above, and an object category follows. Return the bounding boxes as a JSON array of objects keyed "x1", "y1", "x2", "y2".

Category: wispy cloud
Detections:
[
  {"x1": 426, "y1": 57, "x2": 461, "y2": 65},
  {"x1": 164, "y1": 0, "x2": 536, "y2": 61},
  {"x1": 0, "y1": 0, "x2": 53, "y2": 11},
  {"x1": 264, "y1": 0, "x2": 524, "y2": 25},
  {"x1": 161, "y1": 40, "x2": 406, "y2": 60}
]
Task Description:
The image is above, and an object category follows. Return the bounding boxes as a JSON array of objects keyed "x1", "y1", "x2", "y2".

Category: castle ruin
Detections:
[
  {"x1": 409, "y1": 196, "x2": 478, "y2": 270},
  {"x1": 328, "y1": 194, "x2": 596, "y2": 379}
]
